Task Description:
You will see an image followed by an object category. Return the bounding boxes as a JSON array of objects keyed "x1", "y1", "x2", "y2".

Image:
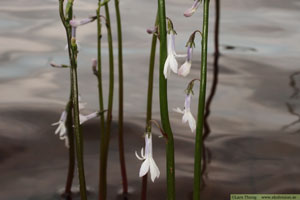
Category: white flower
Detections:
[
  {"x1": 135, "y1": 134, "x2": 160, "y2": 182},
  {"x1": 178, "y1": 46, "x2": 193, "y2": 77},
  {"x1": 52, "y1": 111, "x2": 69, "y2": 148},
  {"x1": 69, "y1": 16, "x2": 97, "y2": 27},
  {"x1": 79, "y1": 112, "x2": 99, "y2": 125},
  {"x1": 164, "y1": 33, "x2": 185, "y2": 79},
  {"x1": 184, "y1": 0, "x2": 201, "y2": 17},
  {"x1": 173, "y1": 94, "x2": 196, "y2": 132}
]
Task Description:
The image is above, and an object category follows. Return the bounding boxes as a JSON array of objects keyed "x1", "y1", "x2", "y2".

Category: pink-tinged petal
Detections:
[
  {"x1": 178, "y1": 61, "x2": 192, "y2": 77},
  {"x1": 139, "y1": 159, "x2": 150, "y2": 177}
]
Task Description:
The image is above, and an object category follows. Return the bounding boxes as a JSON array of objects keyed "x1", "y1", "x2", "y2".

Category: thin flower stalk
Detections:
[
  {"x1": 193, "y1": 0, "x2": 210, "y2": 200},
  {"x1": 114, "y1": 0, "x2": 128, "y2": 195},
  {"x1": 141, "y1": 14, "x2": 158, "y2": 200},
  {"x1": 95, "y1": 2, "x2": 107, "y2": 200},
  {"x1": 99, "y1": 3, "x2": 114, "y2": 200},
  {"x1": 58, "y1": 1, "x2": 88, "y2": 199},
  {"x1": 157, "y1": 0, "x2": 176, "y2": 199}
]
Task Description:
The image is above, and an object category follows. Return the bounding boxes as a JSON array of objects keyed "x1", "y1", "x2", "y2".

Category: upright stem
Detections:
[
  {"x1": 96, "y1": 2, "x2": 107, "y2": 199},
  {"x1": 193, "y1": 0, "x2": 210, "y2": 200},
  {"x1": 114, "y1": 0, "x2": 128, "y2": 195},
  {"x1": 59, "y1": 1, "x2": 88, "y2": 199},
  {"x1": 99, "y1": 4, "x2": 114, "y2": 200},
  {"x1": 202, "y1": 0, "x2": 219, "y2": 176},
  {"x1": 64, "y1": 99, "x2": 75, "y2": 199},
  {"x1": 141, "y1": 15, "x2": 158, "y2": 200},
  {"x1": 157, "y1": 0, "x2": 176, "y2": 199}
]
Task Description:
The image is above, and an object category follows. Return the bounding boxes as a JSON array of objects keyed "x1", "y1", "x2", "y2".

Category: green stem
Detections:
[
  {"x1": 193, "y1": 0, "x2": 210, "y2": 199},
  {"x1": 114, "y1": 0, "x2": 128, "y2": 195},
  {"x1": 64, "y1": 99, "x2": 75, "y2": 199},
  {"x1": 99, "y1": 4, "x2": 114, "y2": 200},
  {"x1": 96, "y1": 2, "x2": 107, "y2": 199},
  {"x1": 141, "y1": 15, "x2": 158, "y2": 200},
  {"x1": 59, "y1": 1, "x2": 88, "y2": 199},
  {"x1": 157, "y1": 0, "x2": 175, "y2": 199}
]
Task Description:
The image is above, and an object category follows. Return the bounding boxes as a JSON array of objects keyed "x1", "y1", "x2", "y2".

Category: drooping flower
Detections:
[
  {"x1": 79, "y1": 112, "x2": 99, "y2": 125},
  {"x1": 184, "y1": 0, "x2": 201, "y2": 17},
  {"x1": 173, "y1": 94, "x2": 196, "y2": 132},
  {"x1": 178, "y1": 46, "x2": 193, "y2": 77},
  {"x1": 69, "y1": 16, "x2": 97, "y2": 27},
  {"x1": 164, "y1": 33, "x2": 185, "y2": 79},
  {"x1": 52, "y1": 111, "x2": 69, "y2": 148},
  {"x1": 135, "y1": 133, "x2": 160, "y2": 182}
]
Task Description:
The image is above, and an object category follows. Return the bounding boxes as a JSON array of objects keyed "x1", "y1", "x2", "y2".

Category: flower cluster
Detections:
[{"x1": 52, "y1": 98, "x2": 99, "y2": 148}]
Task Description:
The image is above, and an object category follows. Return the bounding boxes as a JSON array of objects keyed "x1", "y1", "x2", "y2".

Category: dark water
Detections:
[{"x1": 1, "y1": 0, "x2": 300, "y2": 199}]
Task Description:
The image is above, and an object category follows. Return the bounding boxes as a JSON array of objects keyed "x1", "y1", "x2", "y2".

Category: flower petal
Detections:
[
  {"x1": 149, "y1": 158, "x2": 160, "y2": 182},
  {"x1": 139, "y1": 159, "x2": 150, "y2": 177},
  {"x1": 178, "y1": 61, "x2": 192, "y2": 77},
  {"x1": 164, "y1": 56, "x2": 171, "y2": 79},
  {"x1": 135, "y1": 149, "x2": 145, "y2": 161},
  {"x1": 169, "y1": 55, "x2": 178, "y2": 73},
  {"x1": 187, "y1": 112, "x2": 196, "y2": 132},
  {"x1": 173, "y1": 107, "x2": 184, "y2": 114}
]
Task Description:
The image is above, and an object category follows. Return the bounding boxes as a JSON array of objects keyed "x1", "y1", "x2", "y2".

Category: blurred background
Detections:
[{"x1": 1, "y1": 0, "x2": 300, "y2": 199}]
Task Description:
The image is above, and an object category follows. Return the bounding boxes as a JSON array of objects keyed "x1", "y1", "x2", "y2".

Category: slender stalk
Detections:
[
  {"x1": 114, "y1": 0, "x2": 128, "y2": 195},
  {"x1": 157, "y1": 0, "x2": 175, "y2": 199},
  {"x1": 64, "y1": 99, "x2": 75, "y2": 199},
  {"x1": 202, "y1": 0, "x2": 219, "y2": 176},
  {"x1": 99, "y1": 4, "x2": 114, "y2": 200},
  {"x1": 59, "y1": 1, "x2": 88, "y2": 199},
  {"x1": 96, "y1": 2, "x2": 107, "y2": 199},
  {"x1": 193, "y1": 0, "x2": 210, "y2": 199},
  {"x1": 141, "y1": 15, "x2": 158, "y2": 200}
]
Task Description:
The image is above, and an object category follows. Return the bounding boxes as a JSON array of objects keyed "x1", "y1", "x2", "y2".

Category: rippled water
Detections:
[{"x1": 1, "y1": 0, "x2": 300, "y2": 199}]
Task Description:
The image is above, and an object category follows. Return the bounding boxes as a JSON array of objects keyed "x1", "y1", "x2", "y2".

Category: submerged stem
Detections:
[
  {"x1": 99, "y1": 4, "x2": 114, "y2": 200},
  {"x1": 64, "y1": 99, "x2": 75, "y2": 199},
  {"x1": 193, "y1": 0, "x2": 210, "y2": 200},
  {"x1": 157, "y1": 0, "x2": 176, "y2": 199},
  {"x1": 114, "y1": 0, "x2": 128, "y2": 195}
]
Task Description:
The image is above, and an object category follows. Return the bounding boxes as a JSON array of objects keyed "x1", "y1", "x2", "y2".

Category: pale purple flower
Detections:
[
  {"x1": 135, "y1": 133, "x2": 160, "y2": 182},
  {"x1": 178, "y1": 46, "x2": 193, "y2": 77},
  {"x1": 184, "y1": 0, "x2": 201, "y2": 17},
  {"x1": 173, "y1": 94, "x2": 196, "y2": 132},
  {"x1": 69, "y1": 16, "x2": 97, "y2": 27},
  {"x1": 164, "y1": 33, "x2": 185, "y2": 79},
  {"x1": 52, "y1": 111, "x2": 69, "y2": 148}
]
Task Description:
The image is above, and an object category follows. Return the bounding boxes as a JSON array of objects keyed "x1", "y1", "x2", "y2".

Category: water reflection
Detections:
[
  {"x1": 201, "y1": 0, "x2": 220, "y2": 182},
  {"x1": 282, "y1": 72, "x2": 300, "y2": 132}
]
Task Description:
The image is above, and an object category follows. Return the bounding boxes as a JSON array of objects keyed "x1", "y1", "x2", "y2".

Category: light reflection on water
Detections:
[{"x1": 1, "y1": 0, "x2": 300, "y2": 199}]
